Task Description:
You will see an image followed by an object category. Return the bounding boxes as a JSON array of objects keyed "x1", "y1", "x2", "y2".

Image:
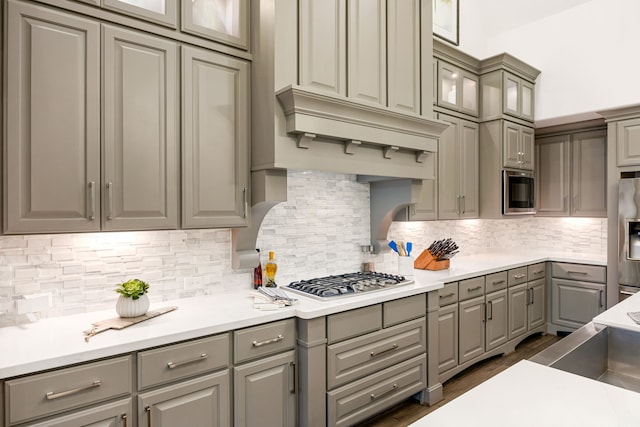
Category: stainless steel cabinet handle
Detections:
[
  {"x1": 468, "y1": 285, "x2": 482, "y2": 291},
  {"x1": 532, "y1": 270, "x2": 544, "y2": 276},
  {"x1": 457, "y1": 195, "x2": 461, "y2": 215},
  {"x1": 487, "y1": 301, "x2": 493, "y2": 320},
  {"x1": 513, "y1": 274, "x2": 526, "y2": 279},
  {"x1": 370, "y1": 383, "x2": 398, "y2": 400},
  {"x1": 242, "y1": 187, "x2": 248, "y2": 219},
  {"x1": 462, "y1": 195, "x2": 466, "y2": 214},
  {"x1": 167, "y1": 353, "x2": 208, "y2": 369},
  {"x1": 145, "y1": 406, "x2": 151, "y2": 426},
  {"x1": 491, "y1": 280, "x2": 505, "y2": 286},
  {"x1": 88, "y1": 181, "x2": 96, "y2": 220},
  {"x1": 121, "y1": 414, "x2": 127, "y2": 427},
  {"x1": 252, "y1": 334, "x2": 284, "y2": 347},
  {"x1": 482, "y1": 302, "x2": 486, "y2": 323},
  {"x1": 528, "y1": 288, "x2": 534, "y2": 305},
  {"x1": 573, "y1": 195, "x2": 577, "y2": 213},
  {"x1": 599, "y1": 290, "x2": 604, "y2": 308},
  {"x1": 106, "y1": 182, "x2": 113, "y2": 220},
  {"x1": 289, "y1": 361, "x2": 296, "y2": 394},
  {"x1": 370, "y1": 344, "x2": 399, "y2": 358},
  {"x1": 439, "y1": 292, "x2": 455, "y2": 299},
  {"x1": 45, "y1": 380, "x2": 101, "y2": 400}
]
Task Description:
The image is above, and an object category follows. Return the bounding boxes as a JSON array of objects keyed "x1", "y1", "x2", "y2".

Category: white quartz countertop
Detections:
[
  {"x1": 409, "y1": 360, "x2": 640, "y2": 427},
  {"x1": 594, "y1": 288, "x2": 640, "y2": 333},
  {"x1": 0, "y1": 250, "x2": 605, "y2": 378}
]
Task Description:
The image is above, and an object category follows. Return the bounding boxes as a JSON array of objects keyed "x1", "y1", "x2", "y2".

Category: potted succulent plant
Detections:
[{"x1": 115, "y1": 279, "x2": 150, "y2": 318}]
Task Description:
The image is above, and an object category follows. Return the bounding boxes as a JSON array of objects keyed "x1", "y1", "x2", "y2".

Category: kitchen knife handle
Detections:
[
  {"x1": 253, "y1": 334, "x2": 284, "y2": 347},
  {"x1": 167, "y1": 353, "x2": 208, "y2": 369},
  {"x1": 106, "y1": 182, "x2": 113, "y2": 220},
  {"x1": 88, "y1": 181, "x2": 96, "y2": 220},
  {"x1": 45, "y1": 380, "x2": 101, "y2": 400}
]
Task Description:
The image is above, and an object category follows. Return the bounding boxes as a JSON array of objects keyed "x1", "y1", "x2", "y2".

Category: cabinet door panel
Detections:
[
  {"x1": 234, "y1": 351, "x2": 296, "y2": 427},
  {"x1": 617, "y1": 118, "x2": 640, "y2": 166},
  {"x1": 387, "y1": 0, "x2": 420, "y2": 113},
  {"x1": 535, "y1": 135, "x2": 570, "y2": 216},
  {"x1": 459, "y1": 120, "x2": 479, "y2": 218},
  {"x1": 572, "y1": 130, "x2": 607, "y2": 217},
  {"x1": 437, "y1": 304, "x2": 458, "y2": 374},
  {"x1": 438, "y1": 115, "x2": 460, "y2": 219},
  {"x1": 5, "y1": 1, "x2": 100, "y2": 233},
  {"x1": 503, "y1": 122, "x2": 521, "y2": 168},
  {"x1": 486, "y1": 290, "x2": 508, "y2": 351},
  {"x1": 521, "y1": 126, "x2": 535, "y2": 170},
  {"x1": 552, "y1": 279, "x2": 605, "y2": 329},
  {"x1": 299, "y1": 0, "x2": 346, "y2": 95},
  {"x1": 508, "y1": 284, "x2": 527, "y2": 340},
  {"x1": 138, "y1": 371, "x2": 230, "y2": 427},
  {"x1": 528, "y1": 279, "x2": 546, "y2": 330},
  {"x1": 25, "y1": 399, "x2": 131, "y2": 427},
  {"x1": 181, "y1": 0, "x2": 249, "y2": 49},
  {"x1": 458, "y1": 297, "x2": 485, "y2": 364},
  {"x1": 347, "y1": 0, "x2": 386, "y2": 105},
  {"x1": 103, "y1": 25, "x2": 178, "y2": 230},
  {"x1": 182, "y1": 46, "x2": 249, "y2": 228},
  {"x1": 102, "y1": 0, "x2": 178, "y2": 28}
]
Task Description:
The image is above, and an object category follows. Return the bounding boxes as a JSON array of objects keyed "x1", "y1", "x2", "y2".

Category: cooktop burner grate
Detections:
[{"x1": 285, "y1": 271, "x2": 411, "y2": 300}]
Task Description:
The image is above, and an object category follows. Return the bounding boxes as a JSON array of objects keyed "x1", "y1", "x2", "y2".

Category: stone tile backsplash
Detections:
[{"x1": 0, "y1": 170, "x2": 607, "y2": 326}]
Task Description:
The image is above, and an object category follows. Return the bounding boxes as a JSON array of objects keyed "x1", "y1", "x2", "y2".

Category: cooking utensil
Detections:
[
  {"x1": 406, "y1": 242, "x2": 413, "y2": 256},
  {"x1": 388, "y1": 240, "x2": 399, "y2": 254}
]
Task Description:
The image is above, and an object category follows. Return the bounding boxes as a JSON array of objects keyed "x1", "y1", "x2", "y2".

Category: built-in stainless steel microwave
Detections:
[{"x1": 503, "y1": 170, "x2": 535, "y2": 215}]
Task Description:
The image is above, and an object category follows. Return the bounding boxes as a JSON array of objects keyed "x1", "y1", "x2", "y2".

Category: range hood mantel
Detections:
[{"x1": 276, "y1": 85, "x2": 447, "y2": 165}]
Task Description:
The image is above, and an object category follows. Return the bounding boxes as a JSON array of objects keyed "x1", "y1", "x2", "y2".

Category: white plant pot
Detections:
[{"x1": 116, "y1": 294, "x2": 149, "y2": 318}]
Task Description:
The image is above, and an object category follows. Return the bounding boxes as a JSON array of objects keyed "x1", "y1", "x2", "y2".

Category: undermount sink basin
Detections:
[{"x1": 530, "y1": 322, "x2": 640, "y2": 393}]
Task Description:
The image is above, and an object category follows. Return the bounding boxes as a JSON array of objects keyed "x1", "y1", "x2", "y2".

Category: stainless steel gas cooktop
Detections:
[{"x1": 285, "y1": 271, "x2": 412, "y2": 300}]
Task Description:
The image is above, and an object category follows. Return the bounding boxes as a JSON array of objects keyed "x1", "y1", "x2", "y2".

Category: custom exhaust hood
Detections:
[{"x1": 232, "y1": 0, "x2": 448, "y2": 269}]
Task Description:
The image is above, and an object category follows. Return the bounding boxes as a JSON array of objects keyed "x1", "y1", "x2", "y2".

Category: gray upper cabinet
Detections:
[
  {"x1": 436, "y1": 61, "x2": 479, "y2": 117},
  {"x1": 102, "y1": 0, "x2": 178, "y2": 28},
  {"x1": 182, "y1": 46, "x2": 250, "y2": 228},
  {"x1": 181, "y1": 0, "x2": 250, "y2": 50},
  {"x1": 615, "y1": 117, "x2": 640, "y2": 166},
  {"x1": 347, "y1": 0, "x2": 386, "y2": 105},
  {"x1": 102, "y1": 25, "x2": 179, "y2": 231},
  {"x1": 502, "y1": 72, "x2": 534, "y2": 122},
  {"x1": 438, "y1": 113, "x2": 479, "y2": 219},
  {"x1": 4, "y1": 0, "x2": 101, "y2": 234},
  {"x1": 503, "y1": 121, "x2": 534, "y2": 170},
  {"x1": 536, "y1": 129, "x2": 607, "y2": 217},
  {"x1": 480, "y1": 64, "x2": 539, "y2": 124},
  {"x1": 387, "y1": 0, "x2": 421, "y2": 114},
  {"x1": 299, "y1": 0, "x2": 347, "y2": 96}
]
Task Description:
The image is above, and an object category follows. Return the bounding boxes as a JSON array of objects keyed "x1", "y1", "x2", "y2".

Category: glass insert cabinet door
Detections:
[
  {"x1": 182, "y1": 0, "x2": 249, "y2": 50},
  {"x1": 103, "y1": 0, "x2": 178, "y2": 27}
]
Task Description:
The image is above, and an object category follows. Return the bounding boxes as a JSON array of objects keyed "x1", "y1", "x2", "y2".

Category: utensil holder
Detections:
[
  {"x1": 398, "y1": 256, "x2": 414, "y2": 276},
  {"x1": 413, "y1": 250, "x2": 450, "y2": 271}
]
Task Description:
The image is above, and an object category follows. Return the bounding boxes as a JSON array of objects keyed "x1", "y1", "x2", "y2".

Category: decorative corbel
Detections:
[
  {"x1": 344, "y1": 140, "x2": 362, "y2": 155},
  {"x1": 297, "y1": 132, "x2": 316, "y2": 149},
  {"x1": 383, "y1": 145, "x2": 399, "y2": 159},
  {"x1": 416, "y1": 150, "x2": 430, "y2": 163}
]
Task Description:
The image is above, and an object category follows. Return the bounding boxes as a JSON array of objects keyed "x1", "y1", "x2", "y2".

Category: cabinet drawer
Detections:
[
  {"x1": 328, "y1": 304, "x2": 382, "y2": 344},
  {"x1": 552, "y1": 262, "x2": 606, "y2": 283},
  {"x1": 6, "y1": 355, "x2": 132, "y2": 425},
  {"x1": 458, "y1": 277, "x2": 485, "y2": 301},
  {"x1": 138, "y1": 333, "x2": 230, "y2": 390},
  {"x1": 508, "y1": 266, "x2": 528, "y2": 286},
  {"x1": 485, "y1": 271, "x2": 508, "y2": 293},
  {"x1": 327, "y1": 354, "x2": 426, "y2": 427},
  {"x1": 528, "y1": 263, "x2": 546, "y2": 280},
  {"x1": 383, "y1": 294, "x2": 426, "y2": 327},
  {"x1": 438, "y1": 282, "x2": 459, "y2": 306},
  {"x1": 327, "y1": 318, "x2": 426, "y2": 390},
  {"x1": 234, "y1": 319, "x2": 296, "y2": 364}
]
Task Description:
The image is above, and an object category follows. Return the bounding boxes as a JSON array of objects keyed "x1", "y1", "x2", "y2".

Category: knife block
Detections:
[{"x1": 414, "y1": 249, "x2": 450, "y2": 271}]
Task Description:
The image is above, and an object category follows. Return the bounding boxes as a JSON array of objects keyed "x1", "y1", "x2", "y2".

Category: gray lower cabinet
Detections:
[
  {"x1": 233, "y1": 351, "x2": 296, "y2": 427},
  {"x1": 181, "y1": 46, "x2": 250, "y2": 228},
  {"x1": 507, "y1": 278, "x2": 545, "y2": 340},
  {"x1": 551, "y1": 263, "x2": 606, "y2": 330},
  {"x1": 438, "y1": 113, "x2": 479, "y2": 219},
  {"x1": 102, "y1": 24, "x2": 179, "y2": 231},
  {"x1": 23, "y1": 399, "x2": 132, "y2": 427},
  {"x1": 437, "y1": 283, "x2": 459, "y2": 374},
  {"x1": 4, "y1": 0, "x2": 101, "y2": 233},
  {"x1": 138, "y1": 372, "x2": 230, "y2": 427}
]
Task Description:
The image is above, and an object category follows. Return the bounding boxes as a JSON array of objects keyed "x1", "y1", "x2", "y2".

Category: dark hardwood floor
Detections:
[{"x1": 357, "y1": 333, "x2": 562, "y2": 427}]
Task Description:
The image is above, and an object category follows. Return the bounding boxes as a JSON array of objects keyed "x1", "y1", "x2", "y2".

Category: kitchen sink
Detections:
[{"x1": 530, "y1": 322, "x2": 640, "y2": 393}]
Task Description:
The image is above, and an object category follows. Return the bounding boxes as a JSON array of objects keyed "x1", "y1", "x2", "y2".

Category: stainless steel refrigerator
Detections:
[{"x1": 619, "y1": 178, "x2": 640, "y2": 300}]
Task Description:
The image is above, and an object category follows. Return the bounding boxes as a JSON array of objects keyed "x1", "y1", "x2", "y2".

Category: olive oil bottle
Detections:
[{"x1": 265, "y1": 251, "x2": 278, "y2": 287}]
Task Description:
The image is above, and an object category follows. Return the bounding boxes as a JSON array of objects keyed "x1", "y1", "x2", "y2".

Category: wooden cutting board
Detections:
[{"x1": 83, "y1": 306, "x2": 177, "y2": 342}]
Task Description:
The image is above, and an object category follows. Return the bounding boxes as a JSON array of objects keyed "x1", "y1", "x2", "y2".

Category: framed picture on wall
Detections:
[{"x1": 433, "y1": 0, "x2": 459, "y2": 45}]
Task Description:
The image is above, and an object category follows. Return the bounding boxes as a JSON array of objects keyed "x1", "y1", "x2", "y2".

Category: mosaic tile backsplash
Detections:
[{"x1": 0, "y1": 170, "x2": 607, "y2": 326}]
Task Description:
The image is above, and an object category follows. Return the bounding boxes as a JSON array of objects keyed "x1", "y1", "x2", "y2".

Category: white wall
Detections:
[{"x1": 457, "y1": 0, "x2": 640, "y2": 124}]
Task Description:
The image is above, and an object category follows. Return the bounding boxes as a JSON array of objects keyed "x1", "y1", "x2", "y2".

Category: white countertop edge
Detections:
[{"x1": 593, "y1": 290, "x2": 640, "y2": 333}]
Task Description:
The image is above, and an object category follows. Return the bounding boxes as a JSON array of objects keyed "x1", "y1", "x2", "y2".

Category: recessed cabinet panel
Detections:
[
  {"x1": 103, "y1": 0, "x2": 178, "y2": 28},
  {"x1": 572, "y1": 130, "x2": 607, "y2": 217},
  {"x1": 182, "y1": 0, "x2": 249, "y2": 49},
  {"x1": 617, "y1": 118, "x2": 640, "y2": 166},
  {"x1": 299, "y1": 0, "x2": 346, "y2": 95},
  {"x1": 535, "y1": 134, "x2": 571, "y2": 216},
  {"x1": 102, "y1": 25, "x2": 179, "y2": 231},
  {"x1": 387, "y1": 0, "x2": 420, "y2": 113},
  {"x1": 182, "y1": 46, "x2": 250, "y2": 228},
  {"x1": 5, "y1": 1, "x2": 101, "y2": 233}
]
